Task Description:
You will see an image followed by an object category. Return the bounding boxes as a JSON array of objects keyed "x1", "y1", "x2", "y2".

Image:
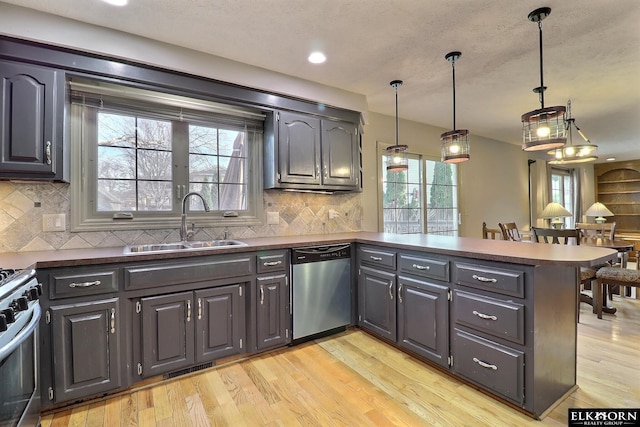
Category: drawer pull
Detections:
[
  {"x1": 260, "y1": 285, "x2": 265, "y2": 305},
  {"x1": 197, "y1": 298, "x2": 202, "y2": 320},
  {"x1": 388, "y1": 282, "x2": 393, "y2": 300},
  {"x1": 398, "y1": 283, "x2": 403, "y2": 303},
  {"x1": 472, "y1": 310, "x2": 498, "y2": 321},
  {"x1": 69, "y1": 280, "x2": 101, "y2": 288},
  {"x1": 263, "y1": 261, "x2": 282, "y2": 267},
  {"x1": 186, "y1": 300, "x2": 192, "y2": 322},
  {"x1": 472, "y1": 274, "x2": 497, "y2": 283},
  {"x1": 412, "y1": 264, "x2": 430, "y2": 270},
  {"x1": 370, "y1": 256, "x2": 383, "y2": 261},
  {"x1": 473, "y1": 357, "x2": 498, "y2": 370}
]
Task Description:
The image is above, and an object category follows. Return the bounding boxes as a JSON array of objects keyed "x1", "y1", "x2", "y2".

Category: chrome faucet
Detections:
[{"x1": 180, "y1": 192, "x2": 210, "y2": 241}]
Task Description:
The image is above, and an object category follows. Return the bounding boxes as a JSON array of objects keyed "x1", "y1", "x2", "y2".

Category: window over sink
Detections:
[{"x1": 68, "y1": 77, "x2": 265, "y2": 231}]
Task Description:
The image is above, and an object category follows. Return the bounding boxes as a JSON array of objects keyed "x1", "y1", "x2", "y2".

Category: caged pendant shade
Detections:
[
  {"x1": 441, "y1": 51, "x2": 470, "y2": 163},
  {"x1": 521, "y1": 7, "x2": 567, "y2": 151},
  {"x1": 386, "y1": 80, "x2": 409, "y2": 172}
]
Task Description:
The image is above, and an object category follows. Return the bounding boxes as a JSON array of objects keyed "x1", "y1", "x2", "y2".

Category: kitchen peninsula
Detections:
[{"x1": 0, "y1": 232, "x2": 617, "y2": 419}]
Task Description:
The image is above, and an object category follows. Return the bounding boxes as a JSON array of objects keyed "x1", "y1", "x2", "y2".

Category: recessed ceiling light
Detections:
[
  {"x1": 606, "y1": 157, "x2": 616, "y2": 161},
  {"x1": 308, "y1": 52, "x2": 326, "y2": 64},
  {"x1": 102, "y1": 0, "x2": 128, "y2": 6}
]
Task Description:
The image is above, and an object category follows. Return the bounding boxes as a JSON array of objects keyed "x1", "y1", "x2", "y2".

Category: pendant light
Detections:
[
  {"x1": 521, "y1": 7, "x2": 567, "y2": 151},
  {"x1": 548, "y1": 100, "x2": 598, "y2": 164},
  {"x1": 386, "y1": 79, "x2": 408, "y2": 172},
  {"x1": 441, "y1": 51, "x2": 470, "y2": 163}
]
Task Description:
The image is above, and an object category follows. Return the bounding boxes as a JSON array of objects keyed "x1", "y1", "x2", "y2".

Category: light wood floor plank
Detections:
[{"x1": 42, "y1": 297, "x2": 640, "y2": 426}]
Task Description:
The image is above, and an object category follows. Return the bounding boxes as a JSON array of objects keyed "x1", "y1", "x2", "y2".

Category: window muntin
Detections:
[
  {"x1": 70, "y1": 78, "x2": 264, "y2": 231},
  {"x1": 425, "y1": 160, "x2": 459, "y2": 236}
]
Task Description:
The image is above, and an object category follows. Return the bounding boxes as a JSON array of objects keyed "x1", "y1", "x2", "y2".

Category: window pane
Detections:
[
  {"x1": 426, "y1": 160, "x2": 458, "y2": 236},
  {"x1": 190, "y1": 154, "x2": 219, "y2": 183},
  {"x1": 97, "y1": 180, "x2": 135, "y2": 211},
  {"x1": 189, "y1": 183, "x2": 217, "y2": 211},
  {"x1": 136, "y1": 118, "x2": 171, "y2": 150},
  {"x1": 138, "y1": 181, "x2": 172, "y2": 211},
  {"x1": 137, "y1": 150, "x2": 172, "y2": 180},
  {"x1": 98, "y1": 112, "x2": 135, "y2": 148},
  {"x1": 98, "y1": 146, "x2": 135, "y2": 179},
  {"x1": 381, "y1": 154, "x2": 422, "y2": 234}
]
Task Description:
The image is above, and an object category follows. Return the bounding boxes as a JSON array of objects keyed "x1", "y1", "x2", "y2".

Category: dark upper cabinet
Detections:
[
  {"x1": 0, "y1": 60, "x2": 66, "y2": 181},
  {"x1": 265, "y1": 110, "x2": 360, "y2": 192}
]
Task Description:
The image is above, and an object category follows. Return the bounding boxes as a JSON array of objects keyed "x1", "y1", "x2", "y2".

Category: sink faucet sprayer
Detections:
[{"x1": 180, "y1": 192, "x2": 210, "y2": 241}]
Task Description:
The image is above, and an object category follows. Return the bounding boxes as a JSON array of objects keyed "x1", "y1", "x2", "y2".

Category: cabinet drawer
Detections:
[
  {"x1": 454, "y1": 290, "x2": 525, "y2": 345},
  {"x1": 399, "y1": 254, "x2": 449, "y2": 282},
  {"x1": 257, "y1": 251, "x2": 288, "y2": 274},
  {"x1": 453, "y1": 328, "x2": 524, "y2": 405},
  {"x1": 48, "y1": 267, "x2": 119, "y2": 299},
  {"x1": 454, "y1": 262, "x2": 525, "y2": 298},
  {"x1": 358, "y1": 246, "x2": 396, "y2": 270},
  {"x1": 124, "y1": 254, "x2": 254, "y2": 290}
]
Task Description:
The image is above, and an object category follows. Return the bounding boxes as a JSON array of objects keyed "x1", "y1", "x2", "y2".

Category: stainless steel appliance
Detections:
[
  {"x1": 0, "y1": 268, "x2": 42, "y2": 427},
  {"x1": 291, "y1": 244, "x2": 351, "y2": 341}
]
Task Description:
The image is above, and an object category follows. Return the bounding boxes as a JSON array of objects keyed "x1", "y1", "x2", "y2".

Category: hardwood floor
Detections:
[{"x1": 41, "y1": 297, "x2": 640, "y2": 427}]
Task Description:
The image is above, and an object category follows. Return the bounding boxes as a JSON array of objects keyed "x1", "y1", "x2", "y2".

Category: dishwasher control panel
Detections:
[{"x1": 291, "y1": 244, "x2": 351, "y2": 264}]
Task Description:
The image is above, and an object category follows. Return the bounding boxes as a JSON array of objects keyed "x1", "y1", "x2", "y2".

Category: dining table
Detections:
[{"x1": 579, "y1": 237, "x2": 635, "y2": 314}]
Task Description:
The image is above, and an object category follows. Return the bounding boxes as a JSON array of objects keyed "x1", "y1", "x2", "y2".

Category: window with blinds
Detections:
[{"x1": 68, "y1": 77, "x2": 265, "y2": 231}]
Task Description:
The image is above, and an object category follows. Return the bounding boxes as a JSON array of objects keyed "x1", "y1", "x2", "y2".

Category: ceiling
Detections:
[{"x1": 4, "y1": 0, "x2": 639, "y2": 162}]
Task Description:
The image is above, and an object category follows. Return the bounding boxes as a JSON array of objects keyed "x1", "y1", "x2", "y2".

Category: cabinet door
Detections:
[
  {"x1": 321, "y1": 120, "x2": 358, "y2": 187},
  {"x1": 397, "y1": 276, "x2": 449, "y2": 368},
  {"x1": 358, "y1": 266, "x2": 397, "y2": 341},
  {"x1": 256, "y1": 274, "x2": 290, "y2": 350},
  {"x1": 0, "y1": 60, "x2": 64, "y2": 179},
  {"x1": 50, "y1": 298, "x2": 121, "y2": 403},
  {"x1": 195, "y1": 285, "x2": 245, "y2": 362},
  {"x1": 141, "y1": 292, "x2": 194, "y2": 377},
  {"x1": 278, "y1": 111, "x2": 321, "y2": 185}
]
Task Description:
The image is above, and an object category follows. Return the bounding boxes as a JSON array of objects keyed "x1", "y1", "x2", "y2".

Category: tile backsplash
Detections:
[{"x1": 0, "y1": 181, "x2": 362, "y2": 252}]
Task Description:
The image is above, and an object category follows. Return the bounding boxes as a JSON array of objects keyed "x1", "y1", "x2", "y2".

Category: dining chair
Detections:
[
  {"x1": 531, "y1": 226, "x2": 597, "y2": 321},
  {"x1": 576, "y1": 222, "x2": 616, "y2": 240},
  {"x1": 482, "y1": 222, "x2": 502, "y2": 240},
  {"x1": 498, "y1": 222, "x2": 522, "y2": 241}
]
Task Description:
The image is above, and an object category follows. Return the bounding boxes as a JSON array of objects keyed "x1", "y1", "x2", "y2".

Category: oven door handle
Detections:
[{"x1": 0, "y1": 304, "x2": 41, "y2": 361}]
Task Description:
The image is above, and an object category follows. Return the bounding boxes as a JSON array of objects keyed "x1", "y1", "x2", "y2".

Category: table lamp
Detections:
[
  {"x1": 584, "y1": 202, "x2": 614, "y2": 224},
  {"x1": 540, "y1": 202, "x2": 572, "y2": 229}
]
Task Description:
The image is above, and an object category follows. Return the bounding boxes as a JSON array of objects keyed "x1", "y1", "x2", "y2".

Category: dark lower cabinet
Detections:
[
  {"x1": 140, "y1": 292, "x2": 194, "y2": 377},
  {"x1": 49, "y1": 298, "x2": 121, "y2": 403},
  {"x1": 397, "y1": 275, "x2": 449, "y2": 368},
  {"x1": 256, "y1": 274, "x2": 289, "y2": 350},
  {"x1": 358, "y1": 266, "x2": 397, "y2": 341},
  {"x1": 138, "y1": 285, "x2": 245, "y2": 378}
]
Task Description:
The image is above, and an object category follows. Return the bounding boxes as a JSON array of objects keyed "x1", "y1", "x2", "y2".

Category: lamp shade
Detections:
[
  {"x1": 585, "y1": 202, "x2": 614, "y2": 223},
  {"x1": 540, "y1": 202, "x2": 572, "y2": 229}
]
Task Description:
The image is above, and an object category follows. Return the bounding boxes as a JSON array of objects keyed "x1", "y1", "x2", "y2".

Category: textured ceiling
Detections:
[{"x1": 3, "y1": 0, "x2": 640, "y2": 162}]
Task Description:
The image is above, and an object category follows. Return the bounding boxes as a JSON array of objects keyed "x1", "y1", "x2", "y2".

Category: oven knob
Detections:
[
  {"x1": 15, "y1": 296, "x2": 29, "y2": 311},
  {"x1": 27, "y1": 287, "x2": 40, "y2": 301},
  {"x1": 0, "y1": 314, "x2": 7, "y2": 332},
  {"x1": 0, "y1": 308, "x2": 15, "y2": 324}
]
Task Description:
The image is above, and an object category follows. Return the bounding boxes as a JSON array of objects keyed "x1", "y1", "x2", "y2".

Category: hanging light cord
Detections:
[
  {"x1": 537, "y1": 20, "x2": 545, "y2": 108},
  {"x1": 394, "y1": 84, "x2": 399, "y2": 147},
  {"x1": 451, "y1": 58, "x2": 457, "y2": 129}
]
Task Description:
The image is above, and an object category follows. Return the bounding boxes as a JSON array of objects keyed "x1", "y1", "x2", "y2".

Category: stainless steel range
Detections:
[{"x1": 0, "y1": 268, "x2": 42, "y2": 427}]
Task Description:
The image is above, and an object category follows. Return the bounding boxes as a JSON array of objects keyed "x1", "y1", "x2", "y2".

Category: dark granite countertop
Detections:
[{"x1": 0, "y1": 232, "x2": 617, "y2": 270}]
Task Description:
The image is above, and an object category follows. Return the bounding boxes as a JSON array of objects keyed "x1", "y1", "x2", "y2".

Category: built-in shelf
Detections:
[{"x1": 595, "y1": 160, "x2": 640, "y2": 234}]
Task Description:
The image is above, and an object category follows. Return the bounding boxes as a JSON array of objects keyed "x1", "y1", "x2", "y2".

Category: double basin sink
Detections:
[{"x1": 124, "y1": 239, "x2": 247, "y2": 254}]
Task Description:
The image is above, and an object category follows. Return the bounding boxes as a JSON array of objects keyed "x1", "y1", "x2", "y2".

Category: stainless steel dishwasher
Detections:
[{"x1": 291, "y1": 244, "x2": 351, "y2": 341}]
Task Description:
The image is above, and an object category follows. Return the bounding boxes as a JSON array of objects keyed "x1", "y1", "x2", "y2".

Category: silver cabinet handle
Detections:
[
  {"x1": 398, "y1": 283, "x2": 403, "y2": 303},
  {"x1": 186, "y1": 300, "x2": 191, "y2": 322},
  {"x1": 45, "y1": 141, "x2": 52, "y2": 165},
  {"x1": 413, "y1": 264, "x2": 430, "y2": 270},
  {"x1": 69, "y1": 280, "x2": 101, "y2": 288},
  {"x1": 473, "y1": 310, "x2": 498, "y2": 321},
  {"x1": 388, "y1": 282, "x2": 393, "y2": 300},
  {"x1": 110, "y1": 308, "x2": 116, "y2": 334},
  {"x1": 324, "y1": 165, "x2": 328, "y2": 179},
  {"x1": 263, "y1": 261, "x2": 282, "y2": 267},
  {"x1": 197, "y1": 298, "x2": 202, "y2": 320},
  {"x1": 473, "y1": 357, "x2": 498, "y2": 370},
  {"x1": 260, "y1": 285, "x2": 265, "y2": 305},
  {"x1": 370, "y1": 256, "x2": 382, "y2": 261},
  {"x1": 472, "y1": 274, "x2": 497, "y2": 283}
]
